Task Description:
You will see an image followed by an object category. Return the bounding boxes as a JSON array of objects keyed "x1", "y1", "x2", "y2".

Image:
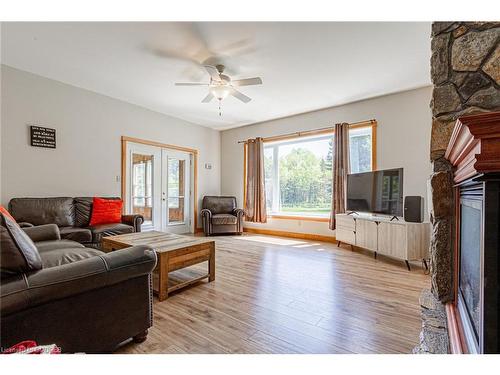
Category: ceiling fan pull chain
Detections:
[{"x1": 219, "y1": 99, "x2": 222, "y2": 117}]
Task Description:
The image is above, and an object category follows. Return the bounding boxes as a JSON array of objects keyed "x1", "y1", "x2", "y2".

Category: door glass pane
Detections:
[
  {"x1": 132, "y1": 153, "x2": 153, "y2": 226},
  {"x1": 168, "y1": 158, "x2": 185, "y2": 224}
]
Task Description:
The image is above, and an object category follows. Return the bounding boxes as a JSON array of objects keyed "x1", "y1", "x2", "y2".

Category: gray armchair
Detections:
[{"x1": 201, "y1": 196, "x2": 244, "y2": 236}]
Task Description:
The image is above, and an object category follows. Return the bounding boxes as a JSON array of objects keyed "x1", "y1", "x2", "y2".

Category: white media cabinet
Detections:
[{"x1": 335, "y1": 213, "x2": 430, "y2": 270}]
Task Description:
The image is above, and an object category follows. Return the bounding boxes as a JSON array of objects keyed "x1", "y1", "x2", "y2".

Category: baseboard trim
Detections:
[{"x1": 243, "y1": 227, "x2": 337, "y2": 243}]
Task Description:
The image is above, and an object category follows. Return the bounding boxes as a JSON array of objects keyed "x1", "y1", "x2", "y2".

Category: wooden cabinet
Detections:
[
  {"x1": 377, "y1": 222, "x2": 406, "y2": 258},
  {"x1": 335, "y1": 213, "x2": 430, "y2": 269},
  {"x1": 355, "y1": 219, "x2": 378, "y2": 251},
  {"x1": 335, "y1": 215, "x2": 356, "y2": 244}
]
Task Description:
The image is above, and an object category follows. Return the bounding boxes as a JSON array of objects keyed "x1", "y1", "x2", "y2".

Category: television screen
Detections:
[{"x1": 346, "y1": 168, "x2": 403, "y2": 216}]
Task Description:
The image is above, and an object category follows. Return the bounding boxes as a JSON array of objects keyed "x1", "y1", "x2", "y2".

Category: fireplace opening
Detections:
[{"x1": 458, "y1": 185, "x2": 483, "y2": 352}]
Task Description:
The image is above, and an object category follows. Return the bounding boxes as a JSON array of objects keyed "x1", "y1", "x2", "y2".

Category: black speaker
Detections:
[{"x1": 404, "y1": 196, "x2": 424, "y2": 223}]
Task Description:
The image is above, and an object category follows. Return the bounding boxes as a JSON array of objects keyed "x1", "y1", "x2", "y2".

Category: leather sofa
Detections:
[
  {"x1": 201, "y1": 196, "x2": 244, "y2": 236},
  {"x1": 8, "y1": 197, "x2": 144, "y2": 248},
  {"x1": 0, "y1": 217, "x2": 157, "y2": 353}
]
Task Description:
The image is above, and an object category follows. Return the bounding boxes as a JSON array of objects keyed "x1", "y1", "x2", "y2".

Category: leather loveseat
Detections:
[
  {"x1": 0, "y1": 214, "x2": 157, "y2": 353},
  {"x1": 201, "y1": 196, "x2": 244, "y2": 236},
  {"x1": 8, "y1": 197, "x2": 143, "y2": 248}
]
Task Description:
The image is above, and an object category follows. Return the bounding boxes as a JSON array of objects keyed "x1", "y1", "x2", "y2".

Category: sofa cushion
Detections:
[
  {"x1": 59, "y1": 227, "x2": 93, "y2": 243},
  {"x1": 74, "y1": 197, "x2": 122, "y2": 227},
  {"x1": 211, "y1": 214, "x2": 238, "y2": 225},
  {"x1": 88, "y1": 223, "x2": 134, "y2": 244},
  {"x1": 40, "y1": 247, "x2": 103, "y2": 268},
  {"x1": 202, "y1": 196, "x2": 237, "y2": 215},
  {"x1": 9, "y1": 197, "x2": 75, "y2": 227},
  {"x1": 35, "y1": 239, "x2": 85, "y2": 253},
  {"x1": 89, "y1": 197, "x2": 123, "y2": 226},
  {"x1": 1, "y1": 213, "x2": 43, "y2": 278}
]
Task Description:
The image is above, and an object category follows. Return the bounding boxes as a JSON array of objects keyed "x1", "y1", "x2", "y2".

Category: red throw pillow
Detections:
[
  {"x1": 89, "y1": 197, "x2": 123, "y2": 226},
  {"x1": 0, "y1": 205, "x2": 16, "y2": 223}
]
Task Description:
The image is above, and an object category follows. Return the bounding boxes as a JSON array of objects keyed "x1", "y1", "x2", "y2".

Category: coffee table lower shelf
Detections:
[
  {"x1": 154, "y1": 243, "x2": 215, "y2": 301},
  {"x1": 102, "y1": 232, "x2": 215, "y2": 301}
]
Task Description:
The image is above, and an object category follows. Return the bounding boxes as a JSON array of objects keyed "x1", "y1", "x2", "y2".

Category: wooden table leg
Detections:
[
  {"x1": 208, "y1": 243, "x2": 215, "y2": 282},
  {"x1": 157, "y1": 252, "x2": 169, "y2": 301}
]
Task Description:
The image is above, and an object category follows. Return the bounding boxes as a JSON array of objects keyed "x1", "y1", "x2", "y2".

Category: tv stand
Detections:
[
  {"x1": 346, "y1": 211, "x2": 359, "y2": 216},
  {"x1": 389, "y1": 216, "x2": 399, "y2": 221},
  {"x1": 335, "y1": 214, "x2": 430, "y2": 271}
]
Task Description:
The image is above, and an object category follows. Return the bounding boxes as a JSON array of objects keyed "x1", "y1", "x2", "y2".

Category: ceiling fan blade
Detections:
[
  {"x1": 204, "y1": 65, "x2": 221, "y2": 82},
  {"x1": 201, "y1": 92, "x2": 214, "y2": 103},
  {"x1": 230, "y1": 88, "x2": 252, "y2": 103},
  {"x1": 231, "y1": 77, "x2": 263, "y2": 86},
  {"x1": 175, "y1": 82, "x2": 209, "y2": 86}
]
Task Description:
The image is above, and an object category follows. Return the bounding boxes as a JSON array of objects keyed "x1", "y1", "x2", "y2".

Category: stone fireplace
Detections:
[{"x1": 414, "y1": 22, "x2": 500, "y2": 354}]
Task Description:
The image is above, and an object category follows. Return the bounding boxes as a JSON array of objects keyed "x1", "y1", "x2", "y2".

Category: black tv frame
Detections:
[{"x1": 346, "y1": 167, "x2": 404, "y2": 218}]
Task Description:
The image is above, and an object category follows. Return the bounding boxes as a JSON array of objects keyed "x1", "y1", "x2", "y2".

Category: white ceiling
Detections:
[{"x1": 1, "y1": 22, "x2": 431, "y2": 130}]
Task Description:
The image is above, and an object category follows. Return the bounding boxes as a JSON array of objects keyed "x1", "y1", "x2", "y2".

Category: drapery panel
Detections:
[
  {"x1": 245, "y1": 137, "x2": 267, "y2": 223},
  {"x1": 329, "y1": 123, "x2": 350, "y2": 230}
]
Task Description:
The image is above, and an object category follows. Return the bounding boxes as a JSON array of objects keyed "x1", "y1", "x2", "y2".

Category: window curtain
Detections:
[
  {"x1": 329, "y1": 123, "x2": 350, "y2": 230},
  {"x1": 245, "y1": 137, "x2": 267, "y2": 223}
]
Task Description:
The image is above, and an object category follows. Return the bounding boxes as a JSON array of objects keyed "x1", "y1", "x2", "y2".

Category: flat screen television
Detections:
[{"x1": 346, "y1": 168, "x2": 404, "y2": 216}]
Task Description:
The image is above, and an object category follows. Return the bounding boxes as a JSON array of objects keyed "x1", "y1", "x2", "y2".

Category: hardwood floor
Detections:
[{"x1": 117, "y1": 233, "x2": 429, "y2": 354}]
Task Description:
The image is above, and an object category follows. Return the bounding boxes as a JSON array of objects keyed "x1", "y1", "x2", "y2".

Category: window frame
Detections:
[{"x1": 243, "y1": 121, "x2": 377, "y2": 222}]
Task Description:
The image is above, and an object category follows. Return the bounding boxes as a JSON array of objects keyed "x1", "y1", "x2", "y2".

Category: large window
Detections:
[{"x1": 262, "y1": 125, "x2": 374, "y2": 218}]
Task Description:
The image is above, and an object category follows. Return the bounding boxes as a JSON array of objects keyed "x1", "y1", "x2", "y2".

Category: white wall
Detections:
[
  {"x1": 220, "y1": 86, "x2": 432, "y2": 237},
  {"x1": 0, "y1": 66, "x2": 221, "y2": 227}
]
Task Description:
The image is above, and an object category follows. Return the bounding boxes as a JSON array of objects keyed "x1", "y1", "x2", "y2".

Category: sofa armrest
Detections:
[
  {"x1": 200, "y1": 209, "x2": 212, "y2": 235},
  {"x1": 233, "y1": 208, "x2": 245, "y2": 233},
  {"x1": 201, "y1": 208, "x2": 212, "y2": 218},
  {"x1": 17, "y1": 222, "x2": 34, "y2": 228},
  {"x1": 22, "y1": 224, "x2": 61, "y2": 242},
  {"x1": 121, "y1": 214, "x2": 144, "y2": 232},
  {"x1": 1, "y1": 245, "x2": 157, "y2": 316},
  {"x1": 232, "y1": 208, "x2": 245, "y2": 218}
]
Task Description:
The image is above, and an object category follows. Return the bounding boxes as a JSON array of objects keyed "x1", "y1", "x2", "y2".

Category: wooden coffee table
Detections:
[{"x1": 102, "y1": 231, "x2": 215, "y2": 301}]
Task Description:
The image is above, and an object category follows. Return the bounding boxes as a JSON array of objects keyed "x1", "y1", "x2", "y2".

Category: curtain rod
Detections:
[{"x1": 237, "y1": 119, "x2": 376, "y2": 144}]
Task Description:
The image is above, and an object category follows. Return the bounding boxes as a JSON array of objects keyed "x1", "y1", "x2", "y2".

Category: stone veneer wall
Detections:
[
  {"x1": 414, "y1": 22, "x2": 499, "y2": 354},
  {"x1": 429, "y1": 22, "x2": 500, "y2": 303}
]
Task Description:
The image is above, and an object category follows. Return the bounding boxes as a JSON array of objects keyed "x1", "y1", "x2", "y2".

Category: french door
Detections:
[{"x1": 125, "y1": 142, "x2": 193, "y2": 233}]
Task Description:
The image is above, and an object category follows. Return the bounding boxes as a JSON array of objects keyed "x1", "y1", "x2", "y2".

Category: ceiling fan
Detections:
[{"x1": 175, "y1": 64, "x2": 262, "y2": 114}]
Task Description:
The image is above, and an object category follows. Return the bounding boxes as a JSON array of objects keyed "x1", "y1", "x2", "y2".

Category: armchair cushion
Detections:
[
  {"x1": 202, "y1": 196, "x2": 236, "y2": 215},
  {"x1": 22, "y1": 224, "x2": 61, "y2": 243},
  {"x1": 1, "y1": 214, "x2": 43, "y2": 279},
  {"x1": 1, "y1": 245, "x2": 157, "y2": 316},
  {"x1": 59, "y1": 227, "x2": 92, "y2": 243},
  {"x1": 212, "y1": 214, "x2": 238, "y2": 225}
]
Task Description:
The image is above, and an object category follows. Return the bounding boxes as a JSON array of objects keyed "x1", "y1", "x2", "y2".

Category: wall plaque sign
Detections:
[{"x1": 30, "y1": 126, "x2": 56, "y2": 149}]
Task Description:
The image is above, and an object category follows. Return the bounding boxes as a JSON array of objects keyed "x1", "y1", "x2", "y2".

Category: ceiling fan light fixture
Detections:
[{"x1": 209, "y1": 84, "x2": 231, "y2": 100}]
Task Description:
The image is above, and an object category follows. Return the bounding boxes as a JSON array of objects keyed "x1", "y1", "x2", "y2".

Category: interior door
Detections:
[
  {"x1": 125, "y1": 143, "x2": 162, "y2": 231},
  {"x1": 161, "y1": 149, "x2": 192, "y2": 234}
]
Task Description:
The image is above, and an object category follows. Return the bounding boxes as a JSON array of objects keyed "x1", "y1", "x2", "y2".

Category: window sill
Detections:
[{"x1": 266, "y1": 214, "x2": 330, "y2": 223}]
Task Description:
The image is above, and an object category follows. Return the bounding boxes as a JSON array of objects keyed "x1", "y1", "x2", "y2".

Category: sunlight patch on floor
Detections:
[
  {"x1": 293, "y1": 243, "x2": 321, "y2": 248},
  {"x1": 237, "y1": 235, "x2": 306, "y2": 246}
]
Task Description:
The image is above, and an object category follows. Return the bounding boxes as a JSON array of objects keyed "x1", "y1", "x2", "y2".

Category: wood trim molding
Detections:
[
  {"x1": 121, "y1": 136, "x2": 199, "y2": 232},
  {"x1": 445, "y1": 111, "x2": 500, "y2": 184},
  {"x1": 371, "y1": 121, "x2": 377, "y2": 170},
  {"x1": 122, "y1": 136, "x2": 199, "y2": 155},
  {"x1": 446, "y1": 302, "x2": 466, "y2": 354},
  {"x1": 243, "y1": 227, "x2": 337, "y2": 243}
]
